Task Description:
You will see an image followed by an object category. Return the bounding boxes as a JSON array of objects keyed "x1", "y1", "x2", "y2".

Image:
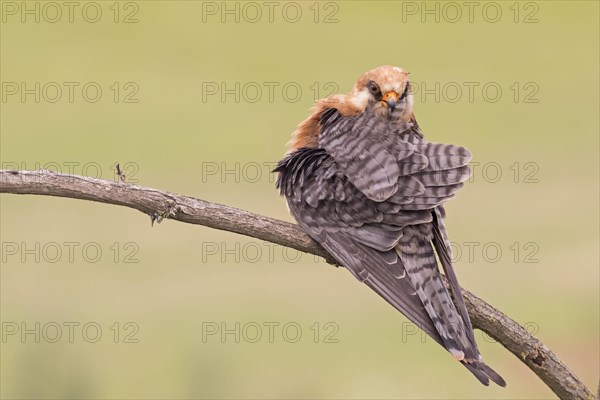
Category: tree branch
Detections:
[{"x1": 0, "y1": 169, "x2": 594, "y2": 400}]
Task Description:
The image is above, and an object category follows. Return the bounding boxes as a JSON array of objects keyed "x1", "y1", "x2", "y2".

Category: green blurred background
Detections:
[{"x1": 1, "y1": 1, "x2": 598, "y2": 398}]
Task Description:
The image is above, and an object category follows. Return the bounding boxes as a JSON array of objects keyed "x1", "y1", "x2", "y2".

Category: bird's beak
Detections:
[{"x1": 381, "y1": 91, "x2": 399, "y2": 111}]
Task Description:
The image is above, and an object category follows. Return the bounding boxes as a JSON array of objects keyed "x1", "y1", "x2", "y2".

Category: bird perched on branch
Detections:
[{"x1": 274, "y1": 65, "x2": 505, "y2": 386}]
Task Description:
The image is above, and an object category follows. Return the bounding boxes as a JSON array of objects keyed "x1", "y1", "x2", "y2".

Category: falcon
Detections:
[{"x1": 274, "y1": 65, "x2": 505, "y2": 386}]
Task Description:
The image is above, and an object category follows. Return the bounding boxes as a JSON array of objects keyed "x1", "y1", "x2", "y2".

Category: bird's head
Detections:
[
  {"x1": 351, "y1": 65, "x2": 413, "y2": 119},
  {"x1": 287, "y1": 65, "x2": 415, "y2": 151}
]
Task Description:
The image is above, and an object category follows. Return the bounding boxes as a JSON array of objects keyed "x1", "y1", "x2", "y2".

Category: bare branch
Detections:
[{"x1": 0, "y1": 169, "x2": 594, "y2": 400}]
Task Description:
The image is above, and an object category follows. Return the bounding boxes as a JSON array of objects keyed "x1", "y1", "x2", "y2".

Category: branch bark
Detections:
[{"x1": 0, "y1": 169, "x2": 594, "y2": 400}]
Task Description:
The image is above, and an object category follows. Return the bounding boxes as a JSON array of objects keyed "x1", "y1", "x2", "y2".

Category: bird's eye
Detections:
[{"x1": 368, "y1": 81, "x2": 380, "y2": 95}]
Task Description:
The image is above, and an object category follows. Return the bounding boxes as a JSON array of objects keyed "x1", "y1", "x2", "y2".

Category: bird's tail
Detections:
[
  {"x1": 461, "y1": 359, "x2": 506, "y2": 387},
  {"x1": 397, "y1": 225, "x2": 506, "y2": 387},
  {"x1": 431, "y1": 209, "x2": 506, "y2": 387}
]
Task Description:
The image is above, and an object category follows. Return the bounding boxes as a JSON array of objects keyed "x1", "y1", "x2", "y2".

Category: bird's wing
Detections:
[
  {"x1": 275, "y1": 146, "x2": 444, "y2": 344},
  {"x1": 275, "y1": 110, "x2": 505, "y2": 386},
  {"x1": 316, "y1": 109, "x2": 479, "y2": 359},
  {"x1": 317, "y1": 109, "x2": 407, "y2": 202},
  {"x1": 317, "y1": 109, "x2": 470, "y2": 203},
  {"x1": 274, "y1": 137, "x2": 471, "y2": 340}
]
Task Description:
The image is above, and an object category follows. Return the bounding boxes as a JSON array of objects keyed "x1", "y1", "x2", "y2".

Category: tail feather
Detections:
[
  {"x1": 431, "y1": 207, "x2": 476, "y2": 345},
  {"x1": 398, "y1": 224, "x2": 506, "y2": 386},
  {"x1": 397, "y1": 227, "x2": 478, "y2": 361},
  {"x1": 461, "y1": 360, "x2": 507, "y2": 387}
]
